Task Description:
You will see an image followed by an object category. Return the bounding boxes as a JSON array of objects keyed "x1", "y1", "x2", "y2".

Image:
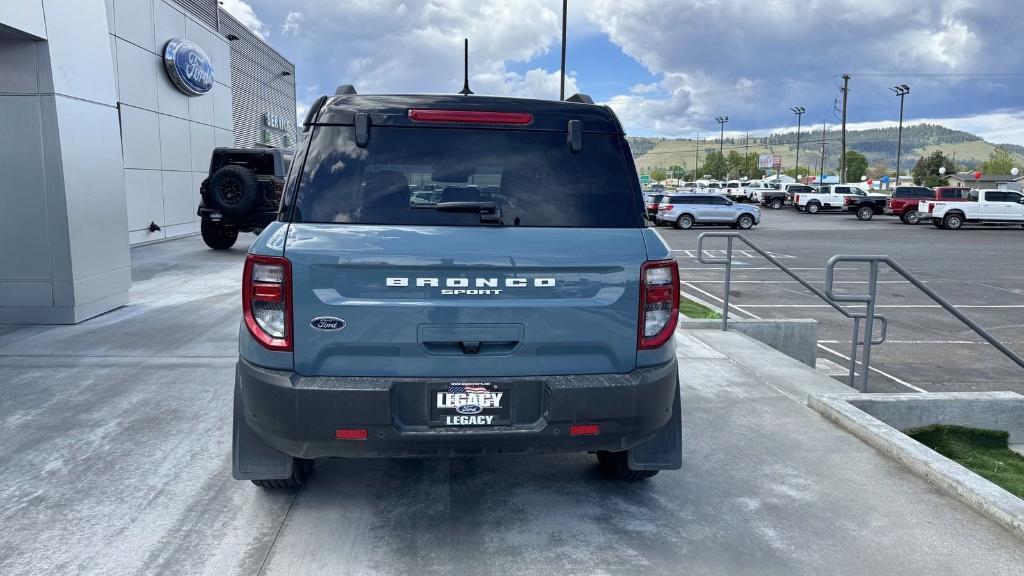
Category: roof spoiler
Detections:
[{"x1": 566, "y1": 93, "x2": 594, "y2": 104}]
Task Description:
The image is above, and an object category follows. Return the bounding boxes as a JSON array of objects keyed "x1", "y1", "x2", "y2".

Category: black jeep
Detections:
[{"x1": 197, "y1": 148, "x2": 293, "y2": 249}]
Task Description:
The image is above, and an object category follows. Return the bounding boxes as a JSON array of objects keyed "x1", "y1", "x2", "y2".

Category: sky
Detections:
[{"x1": 221, "y1": 0, "x2": 1024, "y2": 145}]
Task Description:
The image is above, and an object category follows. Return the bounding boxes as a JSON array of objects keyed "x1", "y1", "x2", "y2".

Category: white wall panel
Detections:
[
  {"x1": 120, "y1": 105, "x2": 161, "y2": 169},
  {"x1": 188, "y1": 121, "x2": 215, "y2": 172},
  {"x1": 41, "y1": 0, "x2": 117, "y2": 105},
  {"x1": 215, "y1": 127, "x2": 233, "y2": 149},
  {"x1": 115, "y1": 38, "x2": 159, "y2": 112},
  {"x1": 0, "y1": 0, "x2": 47, "y2": 39},
  {"x1": 154, "y1": 1, "x2": 185, "y2": 49},
  {"x1": 124, "y1": 168, "x2": 163, "y2": 231},
  {"x1": 211, "y1": 36, "x2": 230, "y2": 87},
  {"x1": 113, "y1": 0, "x2": 155, "y2": 53},
  {"x1": 161, "y1": 170, "x2": 194, "y2": 225},
  {"x1": 184, "y1": 16, "x2": 211, "y2": 60},
  {"x1": 213, "y1": 81, "x2": 232, "y2": 130},
  {"x1": 188, "y1": 89, "x2": 214, "y2": 126},
  {"x1": 156, "y1": 62, "x2": 189, "y2": 119},
  {"x1": 0, "y1": 95, "x2": 49, "y2": 282},
  {"x1": 158, "y1": 113, "x2": 190, "y2": 171}
]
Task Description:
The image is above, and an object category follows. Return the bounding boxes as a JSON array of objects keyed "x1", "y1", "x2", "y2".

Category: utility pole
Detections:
[
  {"x1": 559, "y1": 0, "x2": 567, "y2": 101},
  {"x1": 890, "y1": 84, "x2": 910, "y2": 188},
  {"x1": 819, "y1": 121, "x2": 827, "y2": 182},
  {"x1": 791, "y1": 107, "x2": 804, "y2": 182},
  {"x1": 839, "y1": 74, "x2": 850, "y2": 182}
]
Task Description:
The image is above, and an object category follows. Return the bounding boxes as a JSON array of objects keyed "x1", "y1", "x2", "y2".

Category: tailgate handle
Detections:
[{"x1": 419, "y1": 324, "x2": 524, "y2": 356}]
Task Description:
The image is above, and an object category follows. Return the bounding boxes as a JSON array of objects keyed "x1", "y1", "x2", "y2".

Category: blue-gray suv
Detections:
[{"x1": 232, "y1": 91, "x2": 682, "y2": 488}]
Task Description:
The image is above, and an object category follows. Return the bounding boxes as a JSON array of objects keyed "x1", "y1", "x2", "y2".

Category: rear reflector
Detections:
[
  {"x1": 408, "y1": 109, "x2": 533, "y2": 125},
  {"x1": 335, "y1": 429, "x2": 368, "y2": 440},
  {"x1": 569, "y1": 424, "x2": 600, "y2": 436}
]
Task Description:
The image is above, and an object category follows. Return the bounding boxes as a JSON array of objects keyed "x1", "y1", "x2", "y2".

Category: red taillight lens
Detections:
[
  {"x1": 243, "y1": 254, "x2": 292, "y2": 351},
  {"x1": 335, "y1": 429, "x2": 368, "y2": 440},
  {"x1": 408, "y1": 109, "x2": 533, "y2": 125},
  {"x1": 928, "y1": 204, "x2": 935, "y2": 213},
  {"x1": 662, "y1": 204, "x2": 674, "y2": 210},
  {"x1": 795, "y1": 194, "x2": 800, "y2": 203},
  {"x1": 569, "y1": 424, "x2": 600, "y2": 436},
  {"x1": 638, "y1": 260, "x2": 679, "y2": 350}
]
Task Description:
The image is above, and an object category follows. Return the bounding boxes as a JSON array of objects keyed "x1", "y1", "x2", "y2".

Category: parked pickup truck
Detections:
[
  {"x1": 845, "y1": 193, "x2": 888, "y2": 220},
  {"x1": 930, "y1": 189, "x2": 1024, "y2": 229},
  {"x1": 794, "y1": 185, "x2": 880, "y2": 214},
  {"x1": 758, "y1": 187, "x2": 792, "y2": 210},
  {"x1": 909, "y1": 187, "x2": 971, "y2": 224}
]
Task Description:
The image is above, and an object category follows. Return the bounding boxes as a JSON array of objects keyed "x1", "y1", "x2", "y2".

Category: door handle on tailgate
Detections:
[{"x1": 418, "y1": 324, "x2": 524, "y2": 356}]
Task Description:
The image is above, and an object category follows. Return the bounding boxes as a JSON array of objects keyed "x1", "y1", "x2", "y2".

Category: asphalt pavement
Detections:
[
  {"x1": 660, "y1": 205, "x2": 1024, "y2": 394},
  {"x1": 2, "y1": 233, "x2": 1022, "y2": 575}
]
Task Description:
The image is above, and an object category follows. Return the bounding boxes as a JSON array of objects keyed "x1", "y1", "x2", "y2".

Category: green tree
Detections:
[
  {"x1": 702, "y1": 151, "x2": 727, "y2": 180},
  {"x1": 845, "y1": 151, "x2": 868, "y2": 182},
  {"x1": 667, "y1": 165, "x2": 686, "y2": 180},
  {"x1": 911, "y1": 150, "x2": 955, "y2": 187},
  {"x1": 979, "y1": 148, "x2": 1018, "y2": 175},
  {"x1": 725, "y1": 150, "x2": 744, "y2": 179},
  {"x1": 649, "y1": 168, "x2": 668, "y2": 182}
]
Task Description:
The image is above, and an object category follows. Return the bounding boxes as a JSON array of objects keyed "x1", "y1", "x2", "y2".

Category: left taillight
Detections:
[
  {"x1": 243, "y1": 254, "x2": 292, "y2": 351},
  {"x1": 638, "y1": 259, "x2": 680, "y2": 350}
]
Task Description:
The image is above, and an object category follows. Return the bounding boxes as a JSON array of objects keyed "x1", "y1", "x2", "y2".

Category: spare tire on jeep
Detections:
[{"x1": 207, "y1": 164, "x2": 260, "y2": 217}]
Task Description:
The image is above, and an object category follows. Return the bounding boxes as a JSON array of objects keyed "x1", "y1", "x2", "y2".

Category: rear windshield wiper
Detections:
[{"x1": 431, "y1": 201, "x2": 502, "y2": 224}]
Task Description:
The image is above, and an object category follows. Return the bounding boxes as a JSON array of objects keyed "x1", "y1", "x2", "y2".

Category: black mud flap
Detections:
[
  {"x1": 232, "y1": 377, "x2": 293, "y2": 480},
  {"x1": 628, "y1": 380, "x2": 682, "y2": 470}
]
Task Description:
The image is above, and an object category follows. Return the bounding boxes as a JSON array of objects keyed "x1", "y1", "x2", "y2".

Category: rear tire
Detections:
[
  {"x1": 677, "y1": 214, "x2": 695, "y2": 230},
  {"x1": 943, "y1": 213, "x2": 964, "y2": 230},
  {"x1": 251, "y1": 458, "x2": 314, "y2": 489},
  {"x1": 596, "y1": 451, "x2": 659, "y2": 481},
  {"x1": 806, "y1": 202, "x2": 821, "y2": 214},
  {"x1": 769, "y1": 198, "x2": 783, "y2": 210},
  {"x1": 201, "y1": 219, "x2": 238, "y2": 250},
  {"x1": 207, "y1": 165, "x2": 260, "y2": 217},
  {"x1": 902, "y1": 211, "x2": 920, "y2": 225},
  {"x1": 856, "y1": 206, "x2": 874, "y2": 221}
]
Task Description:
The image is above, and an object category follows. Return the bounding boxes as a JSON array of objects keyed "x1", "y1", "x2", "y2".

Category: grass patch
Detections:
[
  {"x1": 907, "y1": 425, "x2": 1024, "y2": 499},
  {"x1": 680, "y1": 296, "x2": 722, "y2": 320}
]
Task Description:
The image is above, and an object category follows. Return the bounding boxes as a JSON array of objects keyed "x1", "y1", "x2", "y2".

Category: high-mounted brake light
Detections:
[
  {"x1": 408, "y1": 109, "x2": 533, "y2": 125},
  {"x1": 638, "y1": 260, "x2": 680, "y2": 350},
  {"x1": 243, "y1": 254, "x2": 292, "y2": 351}
]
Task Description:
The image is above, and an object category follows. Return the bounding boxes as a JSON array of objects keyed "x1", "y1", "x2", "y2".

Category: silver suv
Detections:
[{"x1": 657, "y1": 193, "x2": 760, "y2": 230}]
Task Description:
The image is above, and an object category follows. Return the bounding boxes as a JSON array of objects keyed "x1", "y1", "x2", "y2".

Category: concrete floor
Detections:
[
  {"x1": 0, "y1": 234, "x2": 1022, "y2": 575},
  {"x1": 662, "y1": 207, "x2": 1024, "y2": 394}
]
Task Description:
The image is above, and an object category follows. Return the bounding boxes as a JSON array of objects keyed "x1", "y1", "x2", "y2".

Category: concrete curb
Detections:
[
  {"x1": 682, "y1": 316, "x2": 818, "y2": 367},
  {"x1": 809, "y1": 393, "x2": 1024, "y2": 542}
]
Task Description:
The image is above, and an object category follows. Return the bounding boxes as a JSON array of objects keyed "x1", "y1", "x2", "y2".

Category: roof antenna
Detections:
[{"x1": 459, "y1": 38, "x2": 473, "y2": 95}]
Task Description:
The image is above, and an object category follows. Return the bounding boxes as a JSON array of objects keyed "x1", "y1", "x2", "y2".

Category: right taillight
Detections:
[
  {"x1": 661, "y1": 204, "x2": 674, "y2": 210},
  {"x1": 638, "y1": 260, "x2": 679, "y2": 350},
  {"x1": 795, "y1": 194, "x2": 801, "y2": 203},
  {"x1": 243, "y1": 254, "x2": 292, "y2": 351}
]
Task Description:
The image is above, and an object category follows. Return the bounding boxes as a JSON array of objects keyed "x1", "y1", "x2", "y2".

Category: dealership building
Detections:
[{"x1": 1, "y1": 0, "x2": 298, "y2": 323}]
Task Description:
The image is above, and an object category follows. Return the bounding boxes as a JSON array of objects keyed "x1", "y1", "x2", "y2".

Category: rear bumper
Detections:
[{"x1": 235, "y1": 357, "x2": 679, "y2": 459}]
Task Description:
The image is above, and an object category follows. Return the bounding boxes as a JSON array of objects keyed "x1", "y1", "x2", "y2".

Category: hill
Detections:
[{"x1": 629, "y1": 124, "x2": 1024, "y2": 175}]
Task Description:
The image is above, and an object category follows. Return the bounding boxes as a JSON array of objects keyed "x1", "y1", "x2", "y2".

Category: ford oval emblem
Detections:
[
  {"x1": 163, "y1": 39, "x2": 214, "y2": 96},
  {"x1": 310, "y1": 316, "x2": 346, "y2": 331},
  {"x1": 456, "y1": 404, "x2": 483, "y2": 415}
]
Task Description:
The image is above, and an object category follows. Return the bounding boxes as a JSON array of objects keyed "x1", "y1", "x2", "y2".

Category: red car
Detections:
[{"x1": 885, "y1": 186, "x2": 969, "y2": 224}]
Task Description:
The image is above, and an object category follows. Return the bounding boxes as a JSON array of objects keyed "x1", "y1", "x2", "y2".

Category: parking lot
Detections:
[
  {"x1": 663, "y1": 206, "x2": 1024, "y2": 394},
  {"x1": 1, "y1": 234, "x2": 1022, "y2": 575}
]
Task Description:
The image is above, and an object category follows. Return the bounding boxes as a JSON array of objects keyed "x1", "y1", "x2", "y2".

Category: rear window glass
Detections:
[{"x1": 291, "y1": 126, "x2": 641, "y2": 227}]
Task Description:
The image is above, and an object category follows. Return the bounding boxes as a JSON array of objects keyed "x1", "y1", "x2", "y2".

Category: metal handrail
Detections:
[
  {"x1": 826, "y1": 255, "x2": 1024, "y2": 391},
  {"x1": 695, "y1": 232, "x2": 887, "y2": 389}
]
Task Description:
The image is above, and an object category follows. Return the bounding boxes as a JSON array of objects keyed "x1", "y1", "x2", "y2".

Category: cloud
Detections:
[
  {"x1": 220, "y1": 0, "x2": 269, "y2": 40},
  {"x1": 584, "y1": 0, "x2": 1024, "y2": 138},
  {"x1": 281, "y1": 11, "x2": 303, "y2": 38}
]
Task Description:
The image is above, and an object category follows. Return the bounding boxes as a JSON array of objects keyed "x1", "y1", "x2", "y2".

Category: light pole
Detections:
[
  {"x1": 559, "y1": 0, "x2": 567, "y2": 100},
  {"x1": 891, "y1": 84, "x2": 910, "y2": 188},
  {"x1": 715, "y1": 115, "x2": 728, "y2": 157},
  {"x1": 791, "y1": 107, "x2": 805, "y2": 180}
]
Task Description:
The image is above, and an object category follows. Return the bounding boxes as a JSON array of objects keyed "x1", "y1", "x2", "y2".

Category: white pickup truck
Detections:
[
  {"x1": 793, "y1": 184, "x2": 875, "y2": 214},
  {"x1": 929, "y1": 189, "x2": 1024, "y2": 230}
]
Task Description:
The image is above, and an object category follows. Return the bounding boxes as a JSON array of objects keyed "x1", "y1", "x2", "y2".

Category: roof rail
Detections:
[
  {"x1": 566, "y1": 93, "x2": 594, "y2": 104},
  {"x1": 335, "y1": 84, "x2": 357, "y2": 95},
  {"x1": 302, "y1": 95, "x2": 328, "y2": 133}
]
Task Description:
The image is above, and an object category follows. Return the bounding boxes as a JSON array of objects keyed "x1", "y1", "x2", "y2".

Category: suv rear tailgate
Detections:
[{"x1": 286, "y1": 224, "x2": 647, "y2": 377}]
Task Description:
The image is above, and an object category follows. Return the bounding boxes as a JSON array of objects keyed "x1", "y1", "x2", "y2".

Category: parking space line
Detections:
[{"x1": 737, "y1": 304, "x2": 1024, "y2": 309}]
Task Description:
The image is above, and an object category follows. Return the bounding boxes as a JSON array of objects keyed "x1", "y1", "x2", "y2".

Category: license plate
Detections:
[{"x1": 430, "y1": 382, "x2": 511, "y2": 427}]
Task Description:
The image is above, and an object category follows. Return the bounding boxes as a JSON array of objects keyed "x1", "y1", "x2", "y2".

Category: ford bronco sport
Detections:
[{"x1": 233, "y1": 91, "x2": 682, "y2": 488}]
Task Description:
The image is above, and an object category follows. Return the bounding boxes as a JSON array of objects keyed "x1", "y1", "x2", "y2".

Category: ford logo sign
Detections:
[
  {"x1": 310, "y1": 317, "x2": 346, "y2": 331},
  {"x1": 163, "y1": 39, "x2": 214, "y2": 96},
  {"x1": 456, "y1": 404, "x2": 483, "y2": 415}
]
